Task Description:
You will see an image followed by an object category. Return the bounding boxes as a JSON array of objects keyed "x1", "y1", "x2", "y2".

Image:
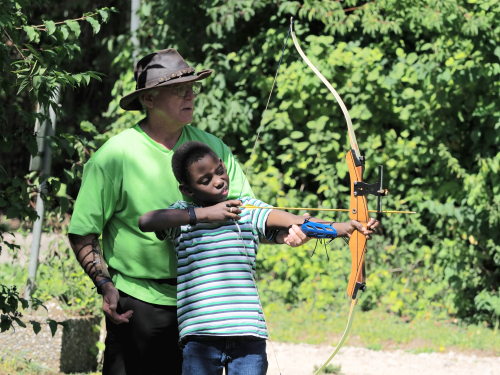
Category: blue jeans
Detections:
[{"x1": 182, "y1": 336, "x2": 268, "y2": 375}]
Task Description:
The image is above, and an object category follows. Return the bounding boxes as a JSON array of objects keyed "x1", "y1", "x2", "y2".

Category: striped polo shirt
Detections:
[{"x1": 156, "y1": 197, "x2": 273, "y2": 341}]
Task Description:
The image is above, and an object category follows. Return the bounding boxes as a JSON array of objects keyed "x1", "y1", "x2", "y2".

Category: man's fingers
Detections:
[{"x1": 109, "y1": 310, "x2": 133, "y2": 325}]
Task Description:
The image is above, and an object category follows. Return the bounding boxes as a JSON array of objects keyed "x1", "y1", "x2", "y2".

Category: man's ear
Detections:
[
  {"x1": 179, "y1": 184, "x2": 194, "y2": 197},
  {"x1": 141, "y1": 92, "x2": 155, "y2": 109}
]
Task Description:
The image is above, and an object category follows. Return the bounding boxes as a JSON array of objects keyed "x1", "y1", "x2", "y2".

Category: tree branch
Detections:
[
  {"x1": 16, "y1": 12, "x2": 98, "y2": 30},
  {"x1": 1, "y1": 25, "x2": 28, "y2": 63}
]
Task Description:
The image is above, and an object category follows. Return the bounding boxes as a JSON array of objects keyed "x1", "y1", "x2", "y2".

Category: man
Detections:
[{"x1": 68, "y1": 49, "x2": 308, "y2": 374}]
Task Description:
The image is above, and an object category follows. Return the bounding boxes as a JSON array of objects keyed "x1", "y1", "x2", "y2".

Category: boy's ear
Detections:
[{"x1": 179, "y1": 184, "x2": 194, "y2": 197}]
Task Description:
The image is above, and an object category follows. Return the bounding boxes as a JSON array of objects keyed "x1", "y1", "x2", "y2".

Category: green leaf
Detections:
[
  {"x1": 49, "y1": 179, "x2": 61, "y2": 194},
  {"x1": 6, "y1": 207, "x2": 20, "y2": 219},
  {"x1": 0, "y1": 315, "x2": 12, "y2": 333},
  {"x1": 290, "y1": 131, "x2": 304, "y2": 139},
  {"x1": 58, "y1": 197, "x2": 69, "y2": 214},
  {"x1": 43, "y1": 20, "x2": 56, "y2": 35},
  {"x1": 26, "y1": 135, "x2": 38, "y2": 156},
  {"x1": 96, "y1": 341, "x2": 106, "y2": 351},
  {"x1": 65, "y1": 20, "x2": 81, "y2": 38},
  {"x1": 32, "y1": 75, "x2": 45, "y2": 91},
  {"x1": 30, "y1": 321, "x2": 41, "y2": 334},
  {"x1": 23, "y1": 26, "x2": 37, "y2": 42},
  {"x1": 97, "y1": 8, "x2": 110, "y2": 23},
  {"x1": 81, "y1": 73, "x2": 90, "y2": 85},
  {"x1": 72, "y1": 74, "x2": 82, "y2": 84},
  {"x1": 13, "y1": 317, "x2": 26, "y2": 328},
  {"x1": 86, "y1": 17, "x2": 101, "y2": 35},
  {"x1": 48, "y1": 319, "x2": 57, "y2": 336},
  {"x1": 24, "y1": 44, "x2": 42, "y2": 60},
  {"x1": 0, "y1": 197, "x2": 7, "y2": 207},
  {"x1": 60, "y1": 25, "x2": 69, "y2": 40},
  {"x1": 87, "y1": 71, "x2": 103, "y2": 82},
  {"x1": 80, "y1": 120, "x2": 97, "y2": 133},
  {"x1": 17, "y1": 78, "x2": 30, "y2": 95},
  {"x1": 63, "y1": 169, "x2": 74, "y2": 183}
]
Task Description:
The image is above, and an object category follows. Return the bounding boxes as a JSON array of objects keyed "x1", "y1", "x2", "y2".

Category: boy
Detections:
[{"x1": 139, "y1": 141, "x2": 378, "y2": 375}]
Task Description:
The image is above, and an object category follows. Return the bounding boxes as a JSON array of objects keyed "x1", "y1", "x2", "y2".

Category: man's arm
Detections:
[{"x1": 68, "y1": 233, "x2": 133, "y2": 324}]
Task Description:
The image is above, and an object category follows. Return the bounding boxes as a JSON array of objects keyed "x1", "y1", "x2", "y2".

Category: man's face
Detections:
[
  {"x1": 151, "y1": 83, "x2": 197, "y2": 126},
  {"x1": 180, "y1": 153, "x2": 230, "y2": 206}
]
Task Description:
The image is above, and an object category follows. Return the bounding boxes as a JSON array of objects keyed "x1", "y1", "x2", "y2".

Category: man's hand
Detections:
[
  {"x1": 196, "y1": 200, "x2": 242, "y2": 223},
  {"x1": 102, "y1": 283, "x2": 133, "y2": 325}
]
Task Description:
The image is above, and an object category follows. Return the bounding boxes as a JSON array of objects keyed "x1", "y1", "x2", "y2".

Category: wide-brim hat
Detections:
[{"x1": 119, "y1": 48, "x2": 212, "y2": 111}]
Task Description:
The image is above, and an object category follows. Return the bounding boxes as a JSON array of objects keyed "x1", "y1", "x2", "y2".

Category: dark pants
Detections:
[{"x1": 102, "y1": 291, "x2": 182, "y2": 375}]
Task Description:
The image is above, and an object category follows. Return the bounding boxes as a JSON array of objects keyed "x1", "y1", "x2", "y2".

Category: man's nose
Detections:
[{"x1": 184, "y1": 88, "x2": 195, "y2": 100}]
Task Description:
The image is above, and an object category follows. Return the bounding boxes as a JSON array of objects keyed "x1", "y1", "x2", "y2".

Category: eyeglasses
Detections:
[{"x1": 172, "y1": 82, "x2": 202, "y2": 98}]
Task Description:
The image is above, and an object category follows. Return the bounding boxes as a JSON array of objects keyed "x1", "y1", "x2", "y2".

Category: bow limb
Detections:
[
  {"x1": 313, "y1": 299, "x2": 357, "y2": 375},
  {"x1": 290, "y1": 18, "x2": 361, "y2": 160}
]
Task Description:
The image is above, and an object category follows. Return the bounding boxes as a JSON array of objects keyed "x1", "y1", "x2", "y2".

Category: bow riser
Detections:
[{"x1": 347, "y1": 150, "x2": 369, "y2": 300}]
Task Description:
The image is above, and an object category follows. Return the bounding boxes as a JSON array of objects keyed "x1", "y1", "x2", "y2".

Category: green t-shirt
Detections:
[{"x1": 69, "y1": 123, "x2": 254, "y2": 305}]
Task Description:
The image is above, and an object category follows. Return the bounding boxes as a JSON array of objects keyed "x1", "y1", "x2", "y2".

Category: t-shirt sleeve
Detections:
[
  {"x1": 221, "y1": 144, "x2": 254, "y2": 200},
  {"x1": 247, "y1": 198, "x2": 274, "y2": 239},
  {"x1": 68, "y1": 161, "x2": 118, "y2": 236}
]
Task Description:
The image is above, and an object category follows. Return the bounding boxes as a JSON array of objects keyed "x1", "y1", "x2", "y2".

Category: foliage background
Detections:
[{"x1": 1, "y1": 0, "x2": 500, "y2": 332}]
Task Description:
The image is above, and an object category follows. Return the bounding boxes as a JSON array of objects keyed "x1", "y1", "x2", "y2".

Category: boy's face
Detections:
[{"x1": 179, "y1": 152, "x2": 230, "y2": 206}]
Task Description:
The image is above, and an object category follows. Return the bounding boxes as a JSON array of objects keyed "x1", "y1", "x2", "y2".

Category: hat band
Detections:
[{"x1": 140, "y1": 67, "x2": 196, "y2": 90}]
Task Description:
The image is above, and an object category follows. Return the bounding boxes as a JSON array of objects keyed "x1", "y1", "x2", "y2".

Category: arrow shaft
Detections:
[{"x1": 241, "y1": 206, "x2": 415, "y2": 214}]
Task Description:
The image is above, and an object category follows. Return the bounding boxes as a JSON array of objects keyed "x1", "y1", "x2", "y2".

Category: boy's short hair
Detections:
[{"x1": 172, "y1": 141, "x2": 215, "y2": 184}]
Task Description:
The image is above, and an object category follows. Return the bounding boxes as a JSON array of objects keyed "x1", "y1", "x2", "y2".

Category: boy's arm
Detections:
[
  {"x1": 139, "y1": 199, "x2": 243, "y2": 232},
  {"x1": 266, "y1": 210, "x2": 371, "y2": 238}
]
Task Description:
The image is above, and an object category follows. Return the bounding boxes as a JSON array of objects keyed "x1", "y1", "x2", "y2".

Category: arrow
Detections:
[{"x1": 241, "y1": 204, "x2": 416, "y2": 214}]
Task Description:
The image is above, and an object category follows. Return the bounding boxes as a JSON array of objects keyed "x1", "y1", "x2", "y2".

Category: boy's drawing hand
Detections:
[{"x1": 198, "y1": 200, "x2": 243, "y2": 222}]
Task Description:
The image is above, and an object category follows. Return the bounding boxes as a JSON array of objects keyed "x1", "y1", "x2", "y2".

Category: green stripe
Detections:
[
  {"x1": 180, "y1": 283, "x2": 257, "y2": 299},
  {"x1": 179, "y1": 307, "x2": 261, "y2": 322},
  {"x1": 178, "y1": 296, "x2": 258, "y2": 309},
  {"x1": 178, "y1": 238, "x2": 256, "y2": 252},
  {"x1": 178, "y1": 242, "x2": 256, "y2": 252},
  {"x1": 178, "y1": 266, "x2": 252, "y2": 280},
  {"x1": 178, "y1": 259, "x2": 252, "y2": 271},
  {"x1": 181, "y1": 221, "x2": 253, "y2": 239},
  {"x1": 178, "y1": 249, "x2": 256, "y2": 261},
  {"x1": 180, "y1": 231, "x2": 254, "y2": 243},
  {"x1": 177, "y1": 275, "x2": 253, "y2": 292},
  {"x1": 179, "y1": 314, "x2": 259, "y2": 329}
]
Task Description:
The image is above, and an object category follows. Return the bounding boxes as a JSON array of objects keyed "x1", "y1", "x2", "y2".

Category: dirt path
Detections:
[{"x1": 265, "y1": 342, "x2": 500, "y2": 375}]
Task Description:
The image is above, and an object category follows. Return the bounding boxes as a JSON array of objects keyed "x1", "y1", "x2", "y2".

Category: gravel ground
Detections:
[{"x1": 265, "y1": 342, "x2": 500, "y2": 375}]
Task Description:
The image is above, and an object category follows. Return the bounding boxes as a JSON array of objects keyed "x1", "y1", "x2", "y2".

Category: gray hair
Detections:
[{"x1": 138, "y1": 88, "x2": 161, "y2": 113}]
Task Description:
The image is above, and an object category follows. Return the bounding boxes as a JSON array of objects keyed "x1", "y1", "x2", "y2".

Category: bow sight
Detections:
[{"x1": 351, "y1": 154, "x2": 389, "y2": 214}]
